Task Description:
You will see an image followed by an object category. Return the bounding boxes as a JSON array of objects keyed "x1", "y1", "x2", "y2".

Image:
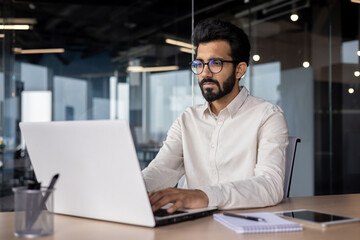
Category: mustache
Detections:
[{"x1": 200, "y1": 78, "x2": 219, "y2": 86}]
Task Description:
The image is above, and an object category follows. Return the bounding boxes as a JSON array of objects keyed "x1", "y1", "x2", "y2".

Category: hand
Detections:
[{"x1": 149, "y1": 188, "x2": 209, "y2": 213}]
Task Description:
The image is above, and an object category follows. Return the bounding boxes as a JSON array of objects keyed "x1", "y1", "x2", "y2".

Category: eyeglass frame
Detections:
[{"x1": 189, "y1": 58, "x2": 240, "y2": 75}]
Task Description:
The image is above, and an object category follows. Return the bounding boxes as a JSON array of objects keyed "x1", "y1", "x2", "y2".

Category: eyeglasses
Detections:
[{"x1": 190, "y1": 58, "x2": 238, "y2": 75}]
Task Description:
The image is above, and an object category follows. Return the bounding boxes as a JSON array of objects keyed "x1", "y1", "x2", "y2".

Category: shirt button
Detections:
[
  {"x1": 212, "y1": 170, "x2": 217, "y2": 175},
  {"x1": 211, "y1": 144, "x2": 215, "y2": 148}
]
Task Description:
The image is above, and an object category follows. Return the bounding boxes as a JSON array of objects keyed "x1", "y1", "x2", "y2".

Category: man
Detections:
[{"x1": 142, "y1": 19, "x2": 289, "y2": 213}]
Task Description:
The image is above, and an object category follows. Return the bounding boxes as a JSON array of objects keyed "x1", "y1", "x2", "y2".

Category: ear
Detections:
[{"x1": 235, "y1": 62, "x2": 247, "y2": 80}]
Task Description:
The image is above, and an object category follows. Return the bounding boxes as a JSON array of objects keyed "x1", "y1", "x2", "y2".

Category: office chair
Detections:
[
  {"x1": 177, "y1": 136, "x2": 301, "y2": 198},
  {"x1": 283, "y1": 136, "x2": 301, "y2": 198}
]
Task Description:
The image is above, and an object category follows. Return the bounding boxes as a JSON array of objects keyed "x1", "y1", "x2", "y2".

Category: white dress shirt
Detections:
[{"x1": 142, "y1": 87, "x2": 289, "y2": 209}]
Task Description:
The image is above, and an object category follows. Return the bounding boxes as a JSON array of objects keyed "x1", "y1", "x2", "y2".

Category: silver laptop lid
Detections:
[{"x1": 20, "y1": 120, "x2": 156, "y2": 227}]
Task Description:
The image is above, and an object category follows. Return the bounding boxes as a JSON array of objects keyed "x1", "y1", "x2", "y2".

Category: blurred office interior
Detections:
[{"x1": 1, "y1": 0, "x2": 360, "y2": 211}]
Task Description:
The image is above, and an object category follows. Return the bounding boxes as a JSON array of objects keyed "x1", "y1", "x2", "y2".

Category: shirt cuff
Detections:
[{"x1": 196, "y1": 185, "x2": 223, "y2": 207}]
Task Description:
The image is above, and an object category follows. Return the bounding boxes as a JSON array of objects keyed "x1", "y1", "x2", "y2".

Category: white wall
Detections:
[
  {"x1": 342, "y1": 40, "x2": 359, "y2": 64},
  {"x1": 20, "y1": 63, "x2": 48, "y2": 90},
  {"x1": 21, "y1": 91, "x2": 52, "y2": 122},
  {"x1": 149, "y1": 70, "x2": 192, "y2": 142},
  {"x1": 54, "y1": 76, "x2": 88, "y2": 121},
  {"x1": 20, "y1": 91, "x2": 52, "y2": 149},
  {"x1": 93, "y1": 97, "x2": 110, "y2": 120},
  {"x1": 249, "y1": 62, "x2": 281, "y2": 104},
  {"x1": 117, "y1": 82, "x2": 130, "y2": 122}
]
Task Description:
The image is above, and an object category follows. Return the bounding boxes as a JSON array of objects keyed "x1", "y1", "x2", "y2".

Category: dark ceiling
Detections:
[
  {"x1": 2, "y1": 0, "x2": 259, "y2": 64},
  {"x1": 2, "y1": 0, "x2": 348, "y2": 68}
]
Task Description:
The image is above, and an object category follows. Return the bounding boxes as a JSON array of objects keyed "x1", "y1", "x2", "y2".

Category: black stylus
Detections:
[
  {"x1": 223, "y1": 213, "x2": 267, "y2": 222},
  {"x1": 27, "y1": 174, "x2": 60, "y2": 230}
]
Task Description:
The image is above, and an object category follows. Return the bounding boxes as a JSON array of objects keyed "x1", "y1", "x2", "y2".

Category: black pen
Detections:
[
  {"x1": 223, "y1": 213, "x2": 267, "y2": 222},
  {"x1": 27, "y1": 174, "x2": 60, "y2": 230}
]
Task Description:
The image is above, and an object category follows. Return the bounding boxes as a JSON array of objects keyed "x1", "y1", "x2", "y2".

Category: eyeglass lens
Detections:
[{"x1": 191, "y1": 59, "x2": 223, "y2": 75}]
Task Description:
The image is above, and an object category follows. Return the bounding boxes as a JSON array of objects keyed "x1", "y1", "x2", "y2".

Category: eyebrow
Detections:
[{"x1": 195, "y1": 57, "x2": 225, "y2": 62}]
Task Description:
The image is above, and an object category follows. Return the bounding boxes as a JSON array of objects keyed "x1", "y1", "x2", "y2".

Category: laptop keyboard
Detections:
[{"x1": 154, "y1": 209, "x2": 186, "y2": 217}]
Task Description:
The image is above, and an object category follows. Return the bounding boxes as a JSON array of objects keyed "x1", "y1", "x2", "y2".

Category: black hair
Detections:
[{"x1": 193, "y1": 18, "x2": 251, "y2": 66}]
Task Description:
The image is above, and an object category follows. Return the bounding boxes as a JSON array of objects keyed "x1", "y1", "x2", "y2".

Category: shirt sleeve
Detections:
[
  {"x1": 142, "y1": 118, "x2": 185, "y2": 192},
  {"x1": 197, "y1": 106, "x2": 289, "y2": 209}
]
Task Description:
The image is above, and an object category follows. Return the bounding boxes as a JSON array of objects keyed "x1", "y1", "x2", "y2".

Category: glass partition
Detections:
[
  {"x1": 0, "y1": 1, "x2": 194, "y2": 208},
  {"x1": 1, "y1": 0, "x2": 360, "y2": 211},
  {"x1": 241, "y1": 0, "x2": 316, "y2": 197}
]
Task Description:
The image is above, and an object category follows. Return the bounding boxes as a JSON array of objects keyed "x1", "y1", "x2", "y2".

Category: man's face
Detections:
[{"x1": 196, "y1": 40, "x2": 238, "y2": 102}]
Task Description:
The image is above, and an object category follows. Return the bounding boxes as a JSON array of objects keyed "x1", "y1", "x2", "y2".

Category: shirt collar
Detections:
[
  {"x1": 201, "y1": 86, "x2": 249, "y2": 118},
  {"x1": 226, "y1": 86, "x2": 248, "y2": 117},
  {"x1": 200, "y1": 101, "x2": 212, "y2": 118}
]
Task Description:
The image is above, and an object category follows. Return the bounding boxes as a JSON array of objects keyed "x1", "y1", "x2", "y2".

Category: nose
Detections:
[{"x1": 200, "y1": 64, "x2": 213, "y2": 78}]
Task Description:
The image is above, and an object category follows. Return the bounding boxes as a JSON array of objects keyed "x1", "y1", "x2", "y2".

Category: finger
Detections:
[
  {"x1": 148, "y1": 191, "x2": 157, "y2": 198},
  {"x1": 149, "y1": 188, "x2": 177, "y2": 204},
  {"x1": 167, "y1": 200, "x2": 184, "y2": 213},
  {"x1": 149, "y1": 189, "x2": 170, "y2": 205},
  {"x1": 151, "y1": 194, "x2": 178, "y2": 212},
  {"x1": 149, "y1": 192, "x2": 163, "y2": 205}
]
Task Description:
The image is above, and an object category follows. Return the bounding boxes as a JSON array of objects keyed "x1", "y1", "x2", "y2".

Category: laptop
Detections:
[{"x1": 19, "y1": 120, "x2": 216, "y2": 227}]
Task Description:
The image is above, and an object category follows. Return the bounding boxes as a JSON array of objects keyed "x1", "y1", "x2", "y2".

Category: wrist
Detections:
[{"x1": 196, "y1": 189, "x2": 209, "y2": 207}]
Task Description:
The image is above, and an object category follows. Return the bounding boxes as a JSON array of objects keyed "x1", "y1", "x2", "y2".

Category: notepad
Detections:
[{"x1": 214, "y1": 212, "x2": 303, "y2": 234}]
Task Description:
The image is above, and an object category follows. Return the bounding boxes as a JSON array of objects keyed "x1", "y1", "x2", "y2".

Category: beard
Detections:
[{"x1": 199, "y1": 71, "x2": 237, "y2": 102}]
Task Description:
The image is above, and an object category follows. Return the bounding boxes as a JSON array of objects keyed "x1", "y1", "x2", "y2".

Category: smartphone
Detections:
[{"x1": 276, "y1": 209, "x2": 360, "y2": 227}]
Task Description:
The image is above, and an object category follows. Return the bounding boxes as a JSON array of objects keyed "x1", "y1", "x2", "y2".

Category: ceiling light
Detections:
[
  {"x1": 127, "y1": 65, "x2": 179, "y2": 72},
  {"x1": 13, "y1": 48, "x2": 22, "y2": 54},
  {"x1": 303, "y1": 61, "x2": 310, "y2": 68},
  {"x1": 179, "y1": 47, "x2": 194, "y2": 54},
  {"x1": 165, "y1": 38, "x2": 192, "y2": 49},
  {"x1": 350, "y1": 0, "x2": 360, "y2": 3},
  {"x1": 348, "y1": 88, "x2": 355, "y2": 94},
  {"x1": 357, "y1": 50, "x2": 360, "y2": 56},
  {"x1": 355, "y1": 71, "x2": 360, "y2": 77},
  {"x1": 253, "y1": 55, "x2": 260, "y2": 62},
  {"x1": 0, "y1": 25, "x2": 30, "y2": 30},
  {"x1": 13, "y1": 48, "x2": 65, "y2": 54},
  {"x1": 29, "y1": 3, "x2": 36, "y2": 10},
  {"x1": 0, "y1": 34, "x2": 4, "y2": 38},
  {"x1": 0, "y1": 18, "x2": 37, "y2": 24},
  {"x1": 290, "y1": 13, "x2": 299, "y2": 22}
]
